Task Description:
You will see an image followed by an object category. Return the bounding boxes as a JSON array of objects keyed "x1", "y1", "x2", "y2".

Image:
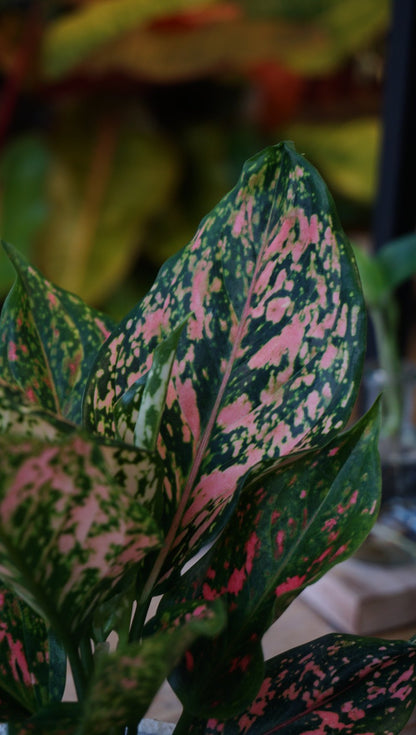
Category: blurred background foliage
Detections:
[{"x1": 0, "y1": 0, "x2": 389, "y2": 319}]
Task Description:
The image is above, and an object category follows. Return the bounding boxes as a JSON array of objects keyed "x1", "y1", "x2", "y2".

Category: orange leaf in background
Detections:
[
  {"x1": 248, "y1": 61, "x2": 305, "y2": 131},
  {"x1": 150, "y1": 2, "x2": 242, "y2": 31}
]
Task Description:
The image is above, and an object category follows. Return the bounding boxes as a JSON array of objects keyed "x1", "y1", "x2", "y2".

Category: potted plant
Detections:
[{"x1": 0, "y1": 142, "x2": 415, "y2": 735}]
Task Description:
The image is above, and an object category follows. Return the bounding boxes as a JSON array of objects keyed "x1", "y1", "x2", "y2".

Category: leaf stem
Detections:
[
  {"x1": 79, "y1": 634, "x2": 94, "y2": 679},
  {"x1": 129, "y1": 596, "x2": 151, "y2": 643}
]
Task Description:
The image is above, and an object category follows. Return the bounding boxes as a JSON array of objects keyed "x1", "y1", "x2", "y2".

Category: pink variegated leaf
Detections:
[
  {"x1": 156, "y1": 402, "x2": 380, "y2": 718},
  {"x1": 183, "y1": 634, "x2": 416, "y2": 735},
  {"x1": 0, "y1": 431, "x2": 162, "y2": 640},
  {"x1": 84, "y1": 142, "x2": 365, "y2": 585},
  {"x1": 0, "y1": 586, "x2": 65, "y2": 720},
  {"x1": 0, "y1": 378, "x2": 76, "y2": 441},
  {"x1": 0, "y1": 241, "x2": 115, "y2": 423}
]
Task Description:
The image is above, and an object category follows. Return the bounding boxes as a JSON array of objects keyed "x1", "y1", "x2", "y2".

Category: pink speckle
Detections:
[
  {"x1": 276, "y1": 574, "x2": 306, "y2": 597},
  {"x1": 305, "y1": 390, "x2": 320, "y2": 420},
  {"x1": 174, "y1": 377, "x2": 201, "y2": 443},
  {"x1": 185, "y1": 651, "x2": 194, "y2": 672},
  {"x1": 232, "y1": 209, "x2": 246, "y2": 236},
  {"x1": 8, "y1": 342, "x2": 18, "y2": 361},
  {"x1": 217, "y1": 394, "x2": 252, "y2": 430},
  {"x1": 276, "y1": 530, "x2": 285, "y2": 555},
  {"x1": 227, "y1": 567, "x2": 246, "y2": 595},
  {"x1": 26, "y1": 387, "x2": 37, "y2": 403},
  {"x1": 202, "y1": 583, "x2": 218, "y2": 601},
  {"x1": 320, "y1": 344, "x2": 338, "y2": 370},
  {"x1": 245, "y1": 532, "x2": 260, "y2": 574}
]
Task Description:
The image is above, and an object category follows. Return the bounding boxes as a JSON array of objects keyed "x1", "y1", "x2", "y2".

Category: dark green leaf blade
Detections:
[
  {"x1": 85, "y1": 142, "x2": 366, "y2": 582},
  {"x1": 184, "y1": 634, "x2": 416, "y2": 735},
  {"x1": 0, "y1": 242, "x2": 115, "y2": 423},
  {"x1": 0, "y1": 431, "x2": 161, "y2": 639},
  {"x1": 0, "y1": 586, "x2": 65, "y2": 719},
  {"x1": 81, "y1": 600, "x2": 225, "y2": 735},
  {"x1": 376, "y1": 232, "x2": 416, "y2": 297},
  {"x1": 158, "y1": 403, "x2": 380, "y2": 719}
]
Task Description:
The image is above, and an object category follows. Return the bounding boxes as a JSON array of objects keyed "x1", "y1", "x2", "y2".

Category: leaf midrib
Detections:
[{"x1": 140, "y1": 169, "x2": 282, "y2": 600}]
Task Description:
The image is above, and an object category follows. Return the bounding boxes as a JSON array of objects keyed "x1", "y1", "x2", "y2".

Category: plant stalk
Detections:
[
  {"x1": 173, "y1": 710, "x2": 194, "y2": 735},
  {"x1": 370, "y1": 304, "x2": 403, "y2": 438}
]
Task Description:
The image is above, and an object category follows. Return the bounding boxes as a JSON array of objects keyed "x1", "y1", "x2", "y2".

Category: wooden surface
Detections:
[{"x1": 301, "y1": 557, "x2": 416, "y2": 635}]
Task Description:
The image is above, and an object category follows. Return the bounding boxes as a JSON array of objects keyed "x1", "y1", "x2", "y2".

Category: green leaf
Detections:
[
  {"x1": 85, "y1": 142, "x2": 366, "y2": 585},
  {"x1": 375, "y1": 233, "x2": 416, "y2": 300},
  {"x1": 0, "y1": 586, "x2": 65, "y2": 719},
  {"x1": 42, "y1": 0, "x2": 219, "y2": 80},
  {"x1": 0, "y1": 431, "x2": 162, "y2": 639},
  {"x1": 36, "y1": 111, "x2": 178, "y2": 305},
  {"x1": 0, "y1": 242, "x2": 115, "y2": 423},
  {"x1": 351, "y1": 242, "x2": 388, "y2": 308},
  {"x1": 7, "y1": 702, "x2": 81, "y2": 735},
  {"x1": 0, "y1": 136, "x2": 50, "y2": 293},
  {"x1": 156, "y1": 403, "x2": 380, "y2": 718},
  {"x1": 134, "y1": 318, "x2": 189, "y2": 451},
  {"x1": 184, "y1": 634, "x2": 416, "y2": 735},
  {"x1": 80, "y1": 600, "x2": 225, "y2": 735},
  {"x1": 0, "y1": 378, "x2": 76, "y2": 441}
]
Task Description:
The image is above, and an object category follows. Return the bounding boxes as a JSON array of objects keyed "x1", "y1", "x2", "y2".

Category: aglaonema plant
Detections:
[{"x1": 0, "y1": 142, "x2": 415, "y2": 735}]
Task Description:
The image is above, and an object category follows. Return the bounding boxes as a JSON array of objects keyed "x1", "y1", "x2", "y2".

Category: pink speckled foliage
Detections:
[
  {"x1": 84, "y1": 142, "x2": 367, "y2": 589},
  {"x1": 0, "y1": 143, "x2": 415, "y2": 734}
]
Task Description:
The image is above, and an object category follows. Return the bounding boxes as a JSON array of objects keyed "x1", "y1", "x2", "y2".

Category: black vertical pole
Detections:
[
  {"x1": 372, "y1": 0, "x2": 416, "y2": 357},
  {"x1": 373, "y1": 0, "x2": 416, "y2": 250}
]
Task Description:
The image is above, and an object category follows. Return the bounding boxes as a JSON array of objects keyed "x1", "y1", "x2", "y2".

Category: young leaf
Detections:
[
  {"x1": 156, "y1": 402, "x2": 380, "y2": 719},
  {"x1": 134, "y1": 318, "x2": 189, "y2": 452},
  {"x1": 183, "y1": 633, "x2": 416, "y2": 735},
  {"x1": 0, "y1": 432, "x2": 162, "y2": 639},
  {"x1": 85, "y1": 142, "x2": 366, "y2": 586},
  {"x1": 0, "y1": 242, "x2": 115, "y2": 423},
  {"x1": 0, "y1": 586, "x2": 65, "y2": 720},
  {"x1": 80, "y1": 600, "x2": 225, "y2": 735}
]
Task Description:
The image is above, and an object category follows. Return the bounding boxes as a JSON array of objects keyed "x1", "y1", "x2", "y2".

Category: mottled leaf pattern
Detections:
[
  {"x1": 0, "y1": 587, "x2": 60, "y2": 719},
  {"x1": 0, "y1": 376, "x2": 163, "y2": 509},
  {"x1": 81, "y1": 600, "x2": 225, "y2": 735},
  {"x1": 155, "y1": 404, "x2": 380, "y2": 718},
  {"x1": 1, "y1": 142, "x2": 414, "y2": 735},
  {"x1": 184, "y1": 634, "x2": 416, "y2": 735},
  {"x1": 0, "y1": 242, "x2": 115, "y2": 423},
  {"x1": 0, "y1": 378, "x2": 75, "y2": 441},
  {"x1": 85, "y1": 142, "x2": 365, "y2": 583},
  {"x1": 134, "y1": 319, "x2": 189, "y2": 452},
  {"x1": 0, "y1": 432, "x2": 161, "y2": 637}
]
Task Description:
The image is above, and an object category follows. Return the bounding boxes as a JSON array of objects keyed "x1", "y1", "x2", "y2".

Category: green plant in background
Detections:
[
  {"x1": 0, "y1": 0, "x2": 389, "y2": 317},
  {"x1": 0, "y1": 142, "x2": 415, "y2": 735},
  {"x1": 353, "y1": 234, "x2": 416, "y2": 439}
]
